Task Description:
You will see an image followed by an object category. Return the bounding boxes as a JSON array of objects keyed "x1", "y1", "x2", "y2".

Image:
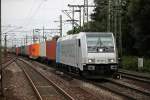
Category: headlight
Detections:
[
  {"x1": 88, "y1": 59, "x2": 95, "y2": 63},
  {"x1": 110, "y1": 59, "x2": 114, "y2": 62},
  {"x1": 98, "y1": 48, "x2": 103, "y2": 52},
  {"x1": 108, "y1": 59, "x2": 115, "y2": 63},
  {"x1": 88, "y1": 59, "x2": 92, "y2": 63}
]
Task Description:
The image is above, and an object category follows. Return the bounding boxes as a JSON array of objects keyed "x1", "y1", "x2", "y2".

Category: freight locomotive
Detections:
[{"x1": 14, "y1": 32, "x2": 118, "y2": 78}]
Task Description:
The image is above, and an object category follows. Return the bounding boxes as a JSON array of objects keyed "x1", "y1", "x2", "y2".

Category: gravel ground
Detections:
[
  {"x1": 31, "y1": 61, "x2": 125, "y2": 100},
  {"x1": 119, "y1": 69, "x2": 150, "y2": 79},
  {"x1": 121, "y1": 78, "x2": 150, "y2": 92},
  {"x1": 29, "y1": 62, "x2": 98, "y2": 100},
  {"x1": 0, "y1": 62, "x2": 38, "y2": 100},
  {"x1": 3, "y1": 56, "x2": 149, "y2": 100}
]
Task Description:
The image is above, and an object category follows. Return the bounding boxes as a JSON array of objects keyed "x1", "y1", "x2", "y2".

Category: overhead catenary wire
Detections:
[
  {"x1": 22, "y1": 0, "x2": 36, "y2": 27},
  {"x1": 23, "y1": 0, "x2": 46, "y2": 28},
  {"x1": 5, "y1": 0, "x2": 46, "y2": 47}
]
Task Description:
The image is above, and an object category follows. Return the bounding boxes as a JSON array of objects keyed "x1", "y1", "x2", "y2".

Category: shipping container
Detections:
[
  {"x1": 12, "y1": 47, "x2": 16, "y2": 53},
  {"x1": 25, "y1": 45, "x2": 28, "y2": 55},
  {"x1": 39, "y1": 42, "x2": 46, "y2": 57},
  {"x1": 30, "y1": 43, "x2": 40, "y2": 59},
  {"x1": 16, "y1": 47, "x2": 20, "y2": 55},
  {"x1": 29, "y1": 45, "x2": 32, "y2": 57},
  {"x1": 46, "y1": 40, "x2": 56, "y2": 61},
  {"x1": 21, "y1": 46, "x2": 25, "y2": 55},
  {"x1": 19, "y1": 47, "x2": 21, "y2": 55}
]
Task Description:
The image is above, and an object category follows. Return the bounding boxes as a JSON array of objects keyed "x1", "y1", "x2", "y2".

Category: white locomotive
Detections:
[{"x1": 56, "y1": 32, "x2": 118, "y2": 78}]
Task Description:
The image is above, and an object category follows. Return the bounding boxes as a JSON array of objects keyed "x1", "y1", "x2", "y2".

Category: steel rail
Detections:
[
  {"x1": 17, "y1": 57, "x2": 150, "y2": 100},
  {"x1": 15, "y1": 60, "x2": 43, "y2": 100},
  {"x1": 119, "y1": 70, "x2": 150, "y2": 79},
  {"x1": 80, "y1": 77, "x2": 150, "y2": 100},
  {"x1": 25, "y1": 58, "x2": 138, "y2": 100},
  {"x1": 121, "y1": 73, "x2": 150, "y2": 84},
  {"x1": 17, "y1": 58, "x2": 75, "y2": 100},
  {"x1": 1, "y1": 56, "x2": 14, "y2": 65},
  {"x1": 105, "y1": 78, "x2": 150, "y2": 96},
  {"x1": 119, "y1": 71, "x2": 150, "y2": 82},
  {"x1": 89, "y1": 81, "x2": 136, "y2": 100},
  {"x1": 2, "y1": 57, "x2": 16, "y2": 69}
]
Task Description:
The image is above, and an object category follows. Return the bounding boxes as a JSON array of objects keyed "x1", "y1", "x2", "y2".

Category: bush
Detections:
[
  {"x1": 121, "y1": 56, "x2": 138, "y2": 71},
  {"x1": 121, "y1": 56, "x2": 150, "y2": 73},
  {"x1": 143, "y1": 58, "x2": 150, "y2": 72}
]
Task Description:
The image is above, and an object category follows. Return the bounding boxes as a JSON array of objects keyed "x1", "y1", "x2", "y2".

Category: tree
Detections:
[
  {"x1": 128, "y1": 0, "x2": 150, "y2": 56},
  {"x1": 66, "y1": 0, "x2": 150, "y2": 56},
  {"x1": 91, "y1": 0, "x2": 108, "y2": 32}
]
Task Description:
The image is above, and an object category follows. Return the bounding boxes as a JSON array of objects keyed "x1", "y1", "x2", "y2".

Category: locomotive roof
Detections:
[{"x1": 58, "y1": 32, "x2": 113, "y2": 41}]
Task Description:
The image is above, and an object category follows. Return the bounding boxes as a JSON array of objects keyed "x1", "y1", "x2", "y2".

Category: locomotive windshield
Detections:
[{"x1": 86, "y1": 34, "x2": 114, "y2": 53}]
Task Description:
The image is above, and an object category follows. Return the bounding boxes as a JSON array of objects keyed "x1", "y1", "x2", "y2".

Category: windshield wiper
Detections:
[{"x1": 94, "y1": 37, "x2": 102, "y2": 48}]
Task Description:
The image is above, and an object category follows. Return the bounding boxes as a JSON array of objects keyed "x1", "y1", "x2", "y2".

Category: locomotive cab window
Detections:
[{"x1": 86, "y1": 34, "x2": 114, "y2": 53}]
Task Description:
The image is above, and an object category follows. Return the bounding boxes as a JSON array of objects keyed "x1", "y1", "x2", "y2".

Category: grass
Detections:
[
  {"x1": 121, "y1": 56, "x2": 150, "y2": 73},
  {"x1": 143, "y1": 58, "x2": 150, "y2": 72}
]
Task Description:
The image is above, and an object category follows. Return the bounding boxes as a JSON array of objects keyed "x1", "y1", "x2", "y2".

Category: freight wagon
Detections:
[
  {"x1": 16, "y1": 47, "x2": 20, "y2": 56},
  {"x1": 14, "y1": 32, "x2": 118, "y2": 78},
  {"x1": 20, "y1": 46, "x2": 26, "y2": 56},
  {"x1": 46, "y1": 40, "x2": 56, "y2": 63},
  {"x1": 29, "y1": 43, "x2": 40, "y2": 59}
]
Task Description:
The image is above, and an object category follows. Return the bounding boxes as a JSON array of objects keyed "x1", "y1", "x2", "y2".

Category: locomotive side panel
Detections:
[
  {"x1": 61, "y1": 39, "x2": 77, "y2": 67},
  {"x1": 56, "y1": 41, "x2": 61, "y2": 63}
]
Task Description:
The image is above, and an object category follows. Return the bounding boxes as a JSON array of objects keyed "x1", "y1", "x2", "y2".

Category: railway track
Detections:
[
  {"x1": 15, "y1": 58, "x2": 74, "y2": 100},
  {"x1": 2, "y1": 56, "x2": 15, "y2": 65},
  {"x1": 91, "y1": 78, "x2": 150, "y2": 100},
  {"x1": 2, "y1": 57, "x2": 17, "y2": 69},
  {"x1": 119, "y1": 70, "x2": 150, "y2": 84},
  {"x1": 16, "y1": 57, "x2": 150, "y2": 100},
  {"x1": 53, "y1": 69, "x2": 150, "y2": 100},
  {"x1": 29, "y1": 60, "x2": 150, "y2": 100},
  {"x1": 21, "y1": 58, "x2": 107, "y2": 100}
]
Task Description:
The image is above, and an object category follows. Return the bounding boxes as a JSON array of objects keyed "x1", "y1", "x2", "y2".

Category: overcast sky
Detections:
[{"x1": 2, "y1": 0, "x2": 94, "y2": 46}]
